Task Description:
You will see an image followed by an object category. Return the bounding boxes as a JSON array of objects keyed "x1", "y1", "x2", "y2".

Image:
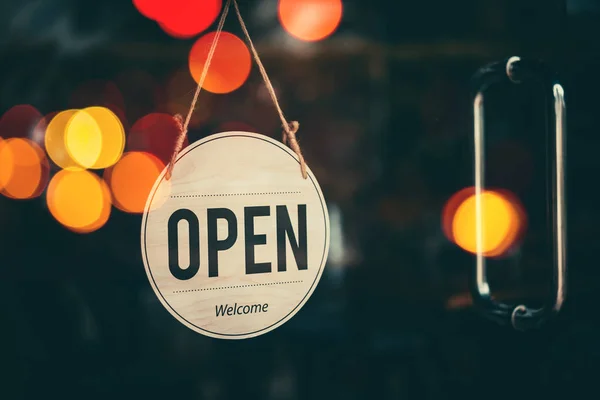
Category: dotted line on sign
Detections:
[
  {"x1": 173, "y1": 280, "x2": 304, "y2": 294},
  {"x1": 170, "y1": 191, "x2": 301, "y2": 199}
]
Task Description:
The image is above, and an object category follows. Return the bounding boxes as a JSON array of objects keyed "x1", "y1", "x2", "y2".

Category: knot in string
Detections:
[
  {"x1": 165, "y1": 114, "x2": 187, "y2": 180},
  {"x1": 282, "y1": 121, "x2": 307, "y2": 179}
]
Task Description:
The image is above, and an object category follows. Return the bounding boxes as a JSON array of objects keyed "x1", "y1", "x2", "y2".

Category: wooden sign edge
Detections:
[{"x1": 140, "y1": 131, "x2": 331, "y2": 340}]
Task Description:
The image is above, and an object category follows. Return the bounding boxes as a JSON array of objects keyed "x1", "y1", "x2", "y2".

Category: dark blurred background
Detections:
[{"x1": 0, "y1": 0, "x2": 599, "y2": 399}]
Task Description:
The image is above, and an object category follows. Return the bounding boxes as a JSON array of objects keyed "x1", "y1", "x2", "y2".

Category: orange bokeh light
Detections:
[
  {"x1": 47, "y1": 170, "x2": 111, "y2": 234},
  {"x1": 441, "y1": 187, "x2": 475, "y2": 243},
  {"x1": 278, "y1": 0, "x2": 343, "y2": 42},
  {"x1": 0, "y1": 138, "x2": 49, "y2": 200},
  {"x1": 0, "y1": 137, "x2": 10, "y2": 193},
  {"x1": 444, "y1": 188, "x2": 526, "y2": 258},
  {"x1": 104, "y1": 152, "x2": 165, "y2": 214},
  {"x1": 188, "y1": 31, "x2": 252, "y2": 94}
]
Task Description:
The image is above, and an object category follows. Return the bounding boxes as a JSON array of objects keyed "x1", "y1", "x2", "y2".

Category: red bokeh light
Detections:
[
  {"x1": 127, "y1": 113, "x2": 189, "y2": 165},
  {"x1": 133, "y1": 0, "x2": 163, "y2": 20},
  {"x1": 31, "y1": 111, "x2": 59, "y2": 150},
  {"x1": 0, "y1": 105, "x2": 43, "y2": 140},
  {"x1": 134, "y1": 0, "x2": 222, "y2": 39},
  {"x1": 70, "y1": 80, "x2": 125, "y2": 109},
  {"x1": 69, "y1": 80, "x2": 127, "y2": 124},
  {"x1": 116, "y1": 69, "x2": 163, "y2": 122},
  {"x1": 161, "y1": 0, "x2": 221, "y2": 39}
]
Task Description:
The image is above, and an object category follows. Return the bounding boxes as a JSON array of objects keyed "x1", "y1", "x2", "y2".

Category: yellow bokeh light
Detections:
[
  {"x1": 46, "y1": 107, "x2": 125, "y2": 171},
  {"x1": 65, "y1": 109, "x2": 103, "y2": 168},
  {"x1": 77, "y1": 107, "x2": 125, "y2": 169},
  {"x1": 0, "y1": 138, "x2": 49, "y2": 199},
  {"x1": 45, "y1": 109, "x2": 83, "y2": 170},
  {"x1": 104, "y1": 151, "x2": 168, "y2": 214},
  {"x1": 47, "y1": 169, "x2": 111, "y2": 233},
  {"x1": 452, "y1": 190, "x2": 521, "y2": 257}
]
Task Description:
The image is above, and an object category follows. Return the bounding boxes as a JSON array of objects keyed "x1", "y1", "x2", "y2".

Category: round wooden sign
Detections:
[{"x1": 141, "y1": 131, "x2": 329, "y2": 339}]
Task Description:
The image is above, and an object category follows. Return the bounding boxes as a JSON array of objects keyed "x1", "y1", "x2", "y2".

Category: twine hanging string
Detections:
[
  {"x1": 231, "y1": 0, "x2": 307, "y2": 179},
  {"x1": 166, "y1": 0, "x2": 307, "y2": 180},
  {"x1": 165, "y1": 0, "x2": 231, "y2": 180}
]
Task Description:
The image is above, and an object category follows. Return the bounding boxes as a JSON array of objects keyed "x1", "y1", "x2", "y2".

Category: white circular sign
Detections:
[{"x1": 141, "y1": 131, "x2": 330, "y2": 339}]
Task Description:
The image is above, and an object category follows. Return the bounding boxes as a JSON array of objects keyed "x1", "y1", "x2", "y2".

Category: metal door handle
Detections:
[{"x1": 470, "y1": 57, "x2": 567, "y2": 330}]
